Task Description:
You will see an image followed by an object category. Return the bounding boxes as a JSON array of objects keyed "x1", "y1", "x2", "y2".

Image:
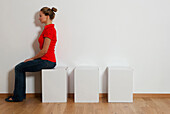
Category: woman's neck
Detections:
[{"x1": 45, "y1": 21, "x2": 52, "y2": 25}]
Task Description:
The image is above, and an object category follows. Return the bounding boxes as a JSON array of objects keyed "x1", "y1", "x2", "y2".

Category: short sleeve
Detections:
[{"x1": 43, "y1": 28, "x2": 53, "y2": 40}]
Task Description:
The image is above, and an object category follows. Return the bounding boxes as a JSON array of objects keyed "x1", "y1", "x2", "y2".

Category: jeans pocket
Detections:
[{"x1": 44, "y1": 60, "x2": 56, "y2": 69}]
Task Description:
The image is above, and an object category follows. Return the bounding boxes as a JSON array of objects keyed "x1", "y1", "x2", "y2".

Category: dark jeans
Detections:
[{"x1": 13, "y1": 58, "x2": 56, "y2": 101}]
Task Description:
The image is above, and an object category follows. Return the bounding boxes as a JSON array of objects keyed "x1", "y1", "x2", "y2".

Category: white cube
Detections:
[
  {"x1": 74, "y1": 66, "x2": 99, "y2": 103},
  {"x1": 108, "y1": 66, "x2": 133, "y2": 102},
  {"x1": 42, "y1": 67, "x2": 68, "y2": 103}
]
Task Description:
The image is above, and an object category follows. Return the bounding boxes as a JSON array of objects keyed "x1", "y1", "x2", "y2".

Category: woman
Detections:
[{"x1": 5, "y1": 7, "x2": 58, "y2": 102}]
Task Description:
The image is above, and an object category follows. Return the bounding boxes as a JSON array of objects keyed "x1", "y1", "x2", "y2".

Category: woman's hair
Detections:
[{"x1": 40, "y1": 7, "x2": 58, "y2": 20}]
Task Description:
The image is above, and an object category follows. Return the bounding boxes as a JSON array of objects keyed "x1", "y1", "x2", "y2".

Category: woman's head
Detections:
[{"x1": 39, "y1": 7, "x2": 57, "y2": 24}]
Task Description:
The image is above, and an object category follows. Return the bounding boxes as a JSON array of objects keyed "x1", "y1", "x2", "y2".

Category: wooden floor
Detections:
[{"x1": 0, "y1": 96, "x2": 170, "y2": 114}]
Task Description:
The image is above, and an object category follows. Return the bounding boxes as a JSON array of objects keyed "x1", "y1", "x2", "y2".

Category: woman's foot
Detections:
[{"x1": 5, "y1": 96, "x2": 23, "y2": 102}]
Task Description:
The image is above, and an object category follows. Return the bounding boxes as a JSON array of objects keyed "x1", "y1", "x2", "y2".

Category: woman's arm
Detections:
[{"x1": 24, "y1": 38, "x2": 51, "y2": 62}]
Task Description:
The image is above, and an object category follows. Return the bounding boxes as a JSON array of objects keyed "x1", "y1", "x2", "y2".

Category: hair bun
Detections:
[{"x1": 51, "y1": 7, "x2": 57, "y2": 12}]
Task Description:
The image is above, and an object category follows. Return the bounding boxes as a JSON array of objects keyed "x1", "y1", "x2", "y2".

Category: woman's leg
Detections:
[{"x1": 6, "y1": 58, "x2": 56, "y2": 102}]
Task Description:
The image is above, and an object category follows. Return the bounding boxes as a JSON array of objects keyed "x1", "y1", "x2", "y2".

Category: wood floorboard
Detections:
[{"x1": 0, "y1": 97, "x2": 170, "y2": 114}]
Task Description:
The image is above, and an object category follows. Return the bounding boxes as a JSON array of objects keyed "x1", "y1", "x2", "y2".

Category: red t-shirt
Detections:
[{"x1": 38, "y1": 24, "x2": 57, "y2": 62}]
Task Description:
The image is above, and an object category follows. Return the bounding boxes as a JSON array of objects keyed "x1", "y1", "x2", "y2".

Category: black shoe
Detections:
[{"x1": 5, "y1": 96, "x2": 23, "y2": 102}]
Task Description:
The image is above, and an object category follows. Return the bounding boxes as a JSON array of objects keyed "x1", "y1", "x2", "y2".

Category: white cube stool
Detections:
[
  {"x1": 108, "y1": 66, "x2": 133, "y2": 102},
  {"x1": 74, "y1": 66, "x2": 99, "y2": 103},
  {"x1": 42, "y1": 67, "x2": 68, "y2": 103}
]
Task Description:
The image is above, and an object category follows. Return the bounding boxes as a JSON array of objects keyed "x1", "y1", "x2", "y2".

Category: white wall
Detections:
[{"x1": 1, "y1": 0, "x2": 170, "y2": 94}]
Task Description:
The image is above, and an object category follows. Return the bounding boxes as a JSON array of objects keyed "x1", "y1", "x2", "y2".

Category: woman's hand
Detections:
[{"x1": 24, "y1": 58, "x2": 34, "y2": 62}]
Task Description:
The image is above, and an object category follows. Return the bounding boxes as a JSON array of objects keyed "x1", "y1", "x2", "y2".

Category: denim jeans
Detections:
[{"x1": 13, "y1": 58, "x2": 56, "y2": 101}]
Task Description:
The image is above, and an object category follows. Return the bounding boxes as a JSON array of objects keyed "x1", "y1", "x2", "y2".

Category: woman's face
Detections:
[{"x1": 39, "y1": 11, "x2": 48, "y2": 23}]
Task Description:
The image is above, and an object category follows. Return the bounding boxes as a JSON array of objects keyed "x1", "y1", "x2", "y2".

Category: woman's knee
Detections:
[{"x1": 15, "y1": 62, "x2": 24, "y2": 71}]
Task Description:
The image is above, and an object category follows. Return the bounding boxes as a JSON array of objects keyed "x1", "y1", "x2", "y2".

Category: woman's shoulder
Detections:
[
  {"x1": 43, "y1": 26, "x2": 56, "y2": 38},
  {"x1": 44, "y1": 26, "x2": 56, "y2": 33}
]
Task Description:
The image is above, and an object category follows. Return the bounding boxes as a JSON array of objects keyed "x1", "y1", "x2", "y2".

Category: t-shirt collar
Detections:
[{"x1": 44, "y1": 24, "x2": 54, "y2": 29}]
